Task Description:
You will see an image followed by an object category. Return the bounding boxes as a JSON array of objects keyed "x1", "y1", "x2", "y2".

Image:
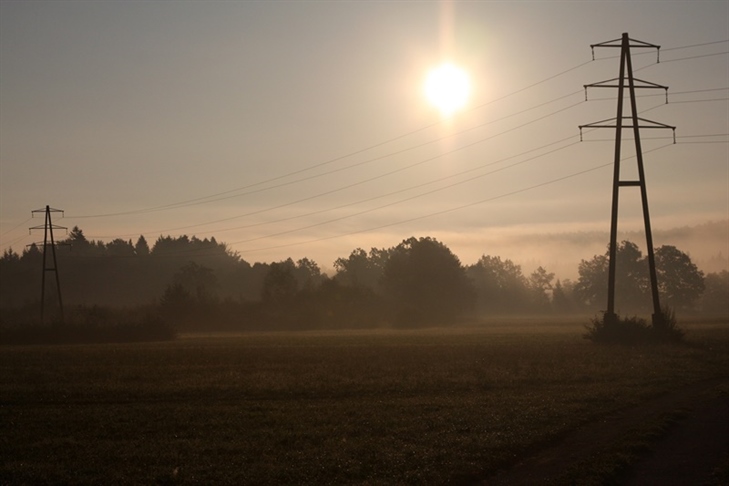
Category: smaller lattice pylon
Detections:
[{"x1": 29, "y1": 206, "x2": 67, "y2": 324}]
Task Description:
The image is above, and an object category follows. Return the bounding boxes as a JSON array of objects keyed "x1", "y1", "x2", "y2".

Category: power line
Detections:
[
  {"x1": 586, "y1": 86, "x2": 729, "y2": 102},
  {"x1": 84, "y1": 117, "x2": 725, "y2": 242},
  {"x1": 46, "y1": 140, "x2": 681, "y2": 261},
  {"x1": 593, "y1": 39, "x2": 729, "y2": 61},
  {"x1": 226, "y1": 141, "x2": 583, "y2": 246},
  {"x1": 87, "y1": 97, "x2": 586, "y2": 239},
  {"x1": 186, "y1": 136, "x2": 585, "y2": 237},
  {"x1": 74, "y1": 89, "x2": 585, "y2": 219},
  {"x1": 70, "y1": 62, "x2": 595, "y2": 219},
  {"x1": 666, "y1": 97, "x2": 729, "y2": 104},
  {"x1": 0, "y1": 217, "x2": 32, "y2": 240},
  {"x1": 90, "y1": 131, "x2": 583, "y2": 239},
  {"x1": 6, "y1": 39, "x2": 724, "y2": 256},
  {"x1": 661, "y1": 51, "x2": 729, "y2": 64},
  {"x1": 129, "y1": 92, "x2": 585, "y2": 214},
  {"x1": 582, "y1": 133, "x2": 729, "y2": 142},
  {"x1": 678, "y1": 141, "x2": 729, "y2": 144},
  {"x1": 662, "y1": 39, "x2": 729, "y2": 51},
  {"x1": 132, "y1": 135, "x2": 583, "y2": 245},
  {"x1": 1, "y1": 233, "x2": 31, "y2": 251},
  {"x1": 633, "y1": 51, "x2": 729, "y2": 74},
  {"x1": 75, "y1": 41, "x2": 726, "y2": 221},
  {"x1": 234, "y1": 143, "x2": 674, "y2": 255},
  {"x1": 67, "y1": 40, "x2": 727, "y2": 224}
]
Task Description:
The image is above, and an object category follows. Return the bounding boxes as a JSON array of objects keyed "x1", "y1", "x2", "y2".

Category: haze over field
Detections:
[{"x1": 1, "y1": 1, "x2": 727, "y2": 276}]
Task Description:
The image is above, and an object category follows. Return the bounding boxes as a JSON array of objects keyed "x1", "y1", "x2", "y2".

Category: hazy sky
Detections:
[{"x1": 1, "y1": 0, "x2": 727, "y2": 277}]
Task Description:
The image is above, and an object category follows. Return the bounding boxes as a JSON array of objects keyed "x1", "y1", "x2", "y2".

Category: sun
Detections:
[{"x1": 424, "y1": 63, "x2": 471, "y2": 117}]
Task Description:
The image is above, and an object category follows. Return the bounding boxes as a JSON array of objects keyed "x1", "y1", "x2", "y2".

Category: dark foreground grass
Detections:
[
  {"x1": 2, "y1": 319, "x2": 728, "y2": 485},
  {"x1": 0, "y1": 306, "x2": 176, "y2": 345},
  {"x1": 558, "y1": 407, "x2": 691, "y2": 485}
]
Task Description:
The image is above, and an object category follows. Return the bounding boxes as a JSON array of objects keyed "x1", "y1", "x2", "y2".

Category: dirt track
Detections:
[{"x1": 482, "y1": 378, "x2": 729, "y2": 485}]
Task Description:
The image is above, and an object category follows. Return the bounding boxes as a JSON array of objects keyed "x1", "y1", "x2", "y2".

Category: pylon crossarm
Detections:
[
  {"x1": 591, "y1": 35, "x2": 660, "y2": 62},
  {"x1": 585, "y1": 78, "x2": 666, "y2": 89},
  {"x1": 29, "y1": 224, "x2": 67, "y2": 232},
  {"x1": 579, "y1": 117, "x2": 618, "y2": 140},
  {"x1": 632, "y1": 118, "x2": 677, "y2": 138},
  {"x1": 634, "y1": 117, "x2": 674, "y2": 128},
  {"x1": 592, "y1": 36, "x2": 658, "y2": 50},
  {"x1": 31, "y1": 207, "x2": 64, "y2": 215},
  {"x1": 580, "y1": 119, "x2": 675, "y2": 130},
  {"x1": 604, "y1": 116, "x2": 675, "y2": 130},
  {"x1": 591, "y1": 37, "x2": 623, "y2": 49},
  {"x1": 580, "y1": 123, "x2": 617, "y2": 130},
  {"x1": 585, "y1": 78, "x2": 621, "y2": 89},
  {"x1": 584, "y1": 78, "x2": 668, "y2": 101},
  {"x1": 633, "y1": 78, "x2": 669, "y2": 102},
  {"x1": 590, "y1": 38, "x2": 623, "y2": 59},
  {"x1": 580, "y1": 117, "x2": 617, "y2": 128},
  {"x1": 627, "y1": 37, "x2": 661, "y2": 62},
  {"x1": 627, "y1": 37, "x2": 660, "y2": 49},
  {"x1": 584, "y1": 79, "x2": 619, "y2": 100},
  {"x1": 632, "y1": 78, "x2": 668, "y2": 90}
]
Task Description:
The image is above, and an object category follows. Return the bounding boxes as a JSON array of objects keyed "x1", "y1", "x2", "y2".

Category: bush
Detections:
[
  {"x1": 651, "y1": 306, "x2": 685, "y2": 343},
  {"x1": 584, "y1": 313, "x2": 651, "y2": 344},
  {"x1": 585, "y1": 308, "x2": 684, "y2": 345}
]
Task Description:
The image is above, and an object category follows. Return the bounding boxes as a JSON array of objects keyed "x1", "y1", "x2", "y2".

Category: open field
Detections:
[{"x1": 2, "y1": 318, "x2": 728, "y2": 484}]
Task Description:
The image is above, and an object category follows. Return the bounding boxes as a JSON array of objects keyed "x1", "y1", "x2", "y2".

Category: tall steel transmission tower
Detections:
[
  {"x1": 579, "y1": 33, "x2": 676, "y2": 325},
  {"x1": 29, "y1": 205, "x2": 66, "y2": 324}
]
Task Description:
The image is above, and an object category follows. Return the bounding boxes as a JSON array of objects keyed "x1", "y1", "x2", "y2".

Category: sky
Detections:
[{"x1": 1, "y1": 0, "x2": 727, "y2": 279}]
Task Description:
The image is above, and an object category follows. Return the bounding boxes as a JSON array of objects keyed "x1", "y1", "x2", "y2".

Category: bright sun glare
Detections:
[{"x1": 424, "y1": 63, "x2": 471, "y2": 117}]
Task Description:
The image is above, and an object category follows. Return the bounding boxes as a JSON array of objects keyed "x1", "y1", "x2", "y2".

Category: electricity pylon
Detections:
[
  {"x1": 579, "y1": 33, "x2": 676, "y2": 325},
  {"x1": 29, "y1": 205, "x2": 66, "y2": 324}
]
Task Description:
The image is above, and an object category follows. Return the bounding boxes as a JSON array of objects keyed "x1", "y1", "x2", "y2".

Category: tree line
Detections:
[{"x1": 1, "y1": 227, "x2": 726, "y2": 331}]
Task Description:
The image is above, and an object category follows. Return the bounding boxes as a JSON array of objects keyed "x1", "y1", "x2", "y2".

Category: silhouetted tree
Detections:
[
  {"x1": 134, "y1": 235, "x2": 150, "y2": 256},
  {"x1": 21, "y1": 243, "x2": 42, "y2": 266},
  {"x1": 528, "y1": 266, "x2": 555, "y2": 310},
  {"x1": 293, "y1": 257, "x2": 327, "y2": 291},
  {"x1": 574, "y1": 241, "x2": 706, "y2": 315},
  {"x1": 160, "y1": 283, "x2": 194, "y2": 317},
  {"x1": 654, "y1": 245, "x2": 705, "y2": 312},
  {"x1": 334, "y1": 247, "x2": 391, "y2": 291},
  {"x1": 551, "y1": 279, "x2": 575, "y2": 314},
  {"x1": 0, "y1": 249, "x2": 24, "y2": 308},
  {"x1": 173, "y1": 262, "x2": 218, "y2": 304},
  {"x1": 66, "y1": 226, "x2": 91, "y2": 252},
  {"x1": 382, "y1": 237, "x2": 474, "y2": 326},
  {"x1": 573, "y1": 253, "x2": 608, "y2": 310},
  {"x1": 574, "y1": 241, "x2": 649, "y2": 313},
  {"x1": 699, "y1": 270, "x2": 728, "y2": 316},
  {"x1": 614, "y1": 241, "x2": 649, "y2": 311},
  {"x1": 238, "y1": 262, "x2": 269, "y2": 302},
  {"x1": 261, "y1": 260, "x2": 298, "y2": 304},
  {"x1": 297, "y1": 279, "x2": 386, "y2": 329},
  {"x1": 466, "y1": 255, "x2": 529, "y2": 314},
  {"x1": 1, "y1": 248, "x2": 20, "y2": 263},
  {"x1": 106, "y1": 238, "x2": 135, "y2": 257}
]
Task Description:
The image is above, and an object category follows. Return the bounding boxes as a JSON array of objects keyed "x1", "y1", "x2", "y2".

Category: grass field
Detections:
[{"x1": 2, "y1": 318, "x2": 728, "y2": 484}]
